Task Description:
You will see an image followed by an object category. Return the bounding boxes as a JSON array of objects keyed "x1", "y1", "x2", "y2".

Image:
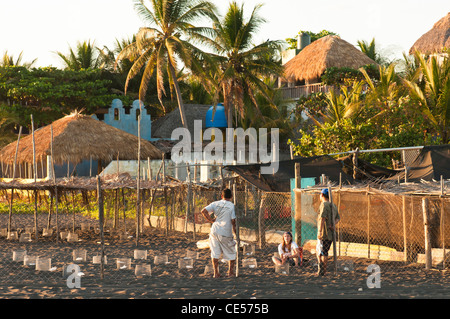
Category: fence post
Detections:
[
  {"x1": 233, "y1": 183, "x2": 240, "y2": 277},
  {"x1": 97, "y1": 176, "x2": 105, "y2": 280},
  {"x1": 402, "y1": 196, "x2": 408, "y2": 263},
  {"x1": 422, "y1": 198, "x2": 432, "y2": 270},
  {"x1": 294, "y1": 163, "x2": 302, "y2": 245},
  {"x1": 367, "y1": 187, "x2": 371, "y2": 259}
]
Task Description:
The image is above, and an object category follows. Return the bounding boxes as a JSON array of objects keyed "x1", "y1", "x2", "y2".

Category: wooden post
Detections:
[
  {"x1": 294, "y1": 162, "x2": 301, "y2": 245},
  {"x1": 31, "y1": 115, "x2": 38, "y2": 239},
  {"x1": 233, "y1": 182, "x2": 240, "y2": 277},
  {"x1": 352, "y1": 148, "x2": 359, "y2": 180},
  {"x1": 55, "y1": 186, "x2": 59, "y2": 244},
  {"x1": 422, "y1": 198, "x2": 432, "y2": 270},
  {"x1": 136, "y1": 115, "x2": 141, "y2": 246},
  {"x1": 164, "y1": 188, "x2": 169, "y2": 236},
  {"x1": 367, "y1": 187, "x2": 371, "y2": 259},
  {"x1": 328, "y1": 185, "x2": 337, "y2": 275},
  {"x1": 440, "y1": 175, "x2": 446, "y2": 270},
  {"x1": 185, "y1": 167, "x2": 192, "y2": 233},
  {"x1": 8, "y1": 126, "x2": 22, "y2": 233},
  {"x1": 402, "y1": 196, "x2": 408, "y2": 262},
  {"x1": 258, "y1": 193, "x2": 266, "y2": 249},
  {"x1": 97, "y1": 176, "x2": 105, "y2": 280}
]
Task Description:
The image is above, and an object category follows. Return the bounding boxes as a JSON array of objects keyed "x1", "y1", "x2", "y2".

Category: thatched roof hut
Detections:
[
  {"x1": 151, "y1": 104, "x2": 210, "y2": 139},
  {"x1": 409, "y1": 12, "x2": 450, "y2": 55},
  {"x1": 283, "y1": 35, "x2": 377, "y2": 83},
  {"x1": 0, "y1": 112, "x2": 163, "y2": 166}
]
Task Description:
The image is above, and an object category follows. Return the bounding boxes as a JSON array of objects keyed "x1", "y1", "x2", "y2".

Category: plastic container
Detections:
[
  {"x1": 134, "y1": 249, "x2": 147, "y2": 260},
  {"x1": 42, "y1": 228, "x2": 53, "y2": 237},
  {"x1": 23, "y1": 255, "x2": 37, "y2": 266},
  {"x1": 243, "y1": 244, "x2": 255, "y2": 256},
  {"x1": 135, "y1": 264, "x2": 152, "y2": 277},
  {"x1": 116, "y1": 258, "x2": 132, "y2": 270},
  {"x1": 154, "y1": 255, "x2": 169, "y2": 265},
  {"x1": 67, "y1": 232, "x2": 79, "y2": 243},
  {"x1": 92, "y1": 255, "x2": 107, "y2": 264},
  {"x1": 12, "y1": 249, "x2": 27, "y2": 262},
  {"x1": 178, "y1": 257, "x2": 194, "y2": 269},
  {"x1": 73, "y1": 249, "x2": 87, "y2": 262},
  {"x1": 7, "y1": 231, "x2": 18, "y2": 240},
  {"x1": 60, "y1": 231, "x2": 68, "y2": 240},
  {"x1": 19, "y1": 233, "x2": 32, "y2": 243},
  {"x1": 186, "y1": 250, "x2": 200, "y2": 259},
  {"x1": 242, "y1": 258, "x2": 257, "y2": 269},
  {"x1": 36, "y1": 257, "x2": 52, "y2": 271},
  {"x1": 275, "y1": 263, "x2": 289, "y2": 275}
]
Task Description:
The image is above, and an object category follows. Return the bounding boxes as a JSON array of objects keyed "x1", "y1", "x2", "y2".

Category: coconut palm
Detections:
[
  {"x1": 206, "y1": 1, "x2": 283, "y2": 128},
  {"x1": 404, "y1": 52, "x2": 450, "y2": 143},
  {"x1": 115, "y1": 0, "x2": 217, "y2": 127},
  {"x1": 55, "y1": 40, "x2": 101, "y2": 70},
  {"x1": 1, "y1": 51, "x2": 36, "y2": 68}
]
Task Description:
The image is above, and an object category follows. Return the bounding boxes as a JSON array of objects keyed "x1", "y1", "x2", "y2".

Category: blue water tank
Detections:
[{"x1": 205, "y1": 103, "x2": 227, "y2": 128}]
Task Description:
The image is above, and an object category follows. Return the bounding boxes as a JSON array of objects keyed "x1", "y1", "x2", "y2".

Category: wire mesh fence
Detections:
[{"x1": 0, "y1": 181, "x2": 448, "y2": 288}]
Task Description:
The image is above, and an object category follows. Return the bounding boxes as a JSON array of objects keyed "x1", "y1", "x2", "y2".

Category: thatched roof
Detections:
[
  {"x1": 409, "y1": 12, "x2": 450, "y2": 55},
  {"x1": 151, "y1": 104, "x2": 211, "y2": 139},
  {"x1": 0, "y1": 112, "x2": 163, "y2": 165},
  {"x1": 283, "y1": 35, "x2": 377, "y2": 83}
]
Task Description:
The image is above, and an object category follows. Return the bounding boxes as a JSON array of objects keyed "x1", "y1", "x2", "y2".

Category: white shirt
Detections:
[
  {"x1": 278, "y1": 241, "x2": 299, "y2": 257},
  {"x1": 204, "y1": 199, "x2": 236, "y2": 237}
]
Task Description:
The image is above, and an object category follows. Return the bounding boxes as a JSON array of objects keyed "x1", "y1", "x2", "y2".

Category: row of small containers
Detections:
[{"x1": 9, "y1": 246, "x2": 266, "y2": 278}]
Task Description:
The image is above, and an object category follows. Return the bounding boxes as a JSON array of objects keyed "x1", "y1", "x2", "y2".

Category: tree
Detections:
[
  {"x1": 1, "y1": 51, "x2": 36, "y2": 68},
  {"x1": 206, "y1": 1, "x2": 283, "y2": 127},
  {"x1": 404, "y1": 52, "x2": 450, "y2": 143},
  {"x1": 286, "y1": 30, "x2": 338, "y2": 50},
  {"x1": 116, "y1": 0, "x2": 217, "y2": 128},
  {"x1": 55, "y1": 40, "x2": 101, "y2": 70}
]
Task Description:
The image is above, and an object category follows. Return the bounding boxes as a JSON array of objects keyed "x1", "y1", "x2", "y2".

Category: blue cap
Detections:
[{"x1": 321, "y1": 188, "x2": 329, "y2": 196}]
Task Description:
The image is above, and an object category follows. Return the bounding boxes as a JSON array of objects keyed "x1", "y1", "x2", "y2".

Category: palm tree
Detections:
[
  {"x1": 115, "y1": 0, "x2": 217, "y2": 128},
  {"x1": 1, "y1": 51, "x2": 36, "y2": 68},
  {"x1": 206, "y1": 1, "x2": 283, "y2": 128},
  {"x1": 404, "y1": 52, "x2": 450, "y2": 143},
  {"x1": 55, "y1": 40, "x2": 101, "y2": 70}
]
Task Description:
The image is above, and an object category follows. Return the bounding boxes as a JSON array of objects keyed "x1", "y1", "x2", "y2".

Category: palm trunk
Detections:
[{"x1": 168, "y1": 61, "x2": 188, "y2": 130}]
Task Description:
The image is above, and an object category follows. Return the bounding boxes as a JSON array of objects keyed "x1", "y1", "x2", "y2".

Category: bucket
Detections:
[
  {"x1": 7, "y1": 231, "x2": 18, "y2": 240},
  {"x1": 36, "y1": 257, "x2": 52, "y2": 271},
  {"x1": 154, "y1": 255, "x2": 168, "y2": 265},
  {"x1": 92, "y1": 255, "x2": 107, "y2": 264},
  {"x1": 275, "y1": 263, "x2": 289, "y2": 275},
  {"x1": 19, "y1": 233, "x2": 32, "y2": 243},
  {"x1": 135, "y1": 264, "x2": 151, "y2": 277},
  {"x1": 134, "y1": 249, "x2": 147, "y2": 260},
  {"x1": 73, "y1": 249, "x2": 87, "y2": 262},
  {"x1": 12, "y1": 249, "x2": 27, "y2": 262},
  {"x1": 178, "y1": 257, "x2": 194, "y2": 269},
  {"x1": 116, "y1": 258, "x2": 132, "y2": 270},
  {"x1": 242, "y1": 258, "x2": 257, "y2": 269},
  {"x1": 23, "y1": 255, "x2": 37, "y2": 266}
]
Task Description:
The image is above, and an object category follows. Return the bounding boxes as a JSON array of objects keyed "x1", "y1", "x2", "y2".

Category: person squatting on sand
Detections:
[
  {"x1": 200, "y1": 188, "x2": 237, "y2": 278},
  {"x1": 316, "y1": 188, "x2": 340, "y2": 276},
  {"x1": 272, "y1": 231, "x2": 303, "y2": 267}
]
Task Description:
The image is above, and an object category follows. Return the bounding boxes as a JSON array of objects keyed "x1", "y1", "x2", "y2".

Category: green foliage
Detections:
[
  {"x1": 286, "y1": 30, "x2": 339, "y2": 50},
  {"x1": 321, "y1": 64, "x2": 379, "y2": 86},
  {"x1": 0, "y1": 66, "x2": 133, "y2": 127}
]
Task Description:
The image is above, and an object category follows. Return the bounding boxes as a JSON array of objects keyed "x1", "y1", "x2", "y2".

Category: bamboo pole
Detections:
[
  {"x1": 233, "y1": 182, "x2": 241, "y2": 277},
  {"x1": 31, "y1": 115, "x2": 38, "y2": 239},
  {"x1": 136, "y1": 114, "x2": 141, "y2": 246},
  {"x1": 97, "y1": 176, "x2": 105, "y2": 280},
  {"x1": 328, "y1": 185, "x2": 337, "y2": 275},
  {"x1": 422, "y1": 198, "x2": 432, "y2": 270}
]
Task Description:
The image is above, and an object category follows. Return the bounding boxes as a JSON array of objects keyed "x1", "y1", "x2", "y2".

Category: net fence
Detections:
[{"x1": 0, "y1": 182, "x2": 448, "y2": 287}]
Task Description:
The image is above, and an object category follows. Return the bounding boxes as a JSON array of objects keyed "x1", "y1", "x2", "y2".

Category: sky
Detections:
[{"x1": 1, "y1": 0, "x2": 449, "y2": 68}]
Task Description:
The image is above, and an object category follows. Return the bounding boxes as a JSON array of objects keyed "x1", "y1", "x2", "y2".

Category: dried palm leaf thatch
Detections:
[
  {"x1": 0, "y1": 111, "x2": 163, "y2": 165},
  {"x1": 283, "y1": 35, "x2": 377, "y2": 83},
  {"x1": 409, "y1": 12, "x2": 450, "y2": 55}
]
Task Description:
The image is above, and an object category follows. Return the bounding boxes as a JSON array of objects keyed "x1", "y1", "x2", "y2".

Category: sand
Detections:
[{"x1": 0, "y1": 214, "x2": 449, "y2": 300}]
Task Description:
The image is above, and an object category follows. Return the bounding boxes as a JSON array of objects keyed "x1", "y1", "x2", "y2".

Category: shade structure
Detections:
[
  {"x1": 0, "y1": 112, "x2": 163, "y2": 165},
  {"x1": 409, "y1": 12, "x2": 450, "y2": 55},
  {"x1": 283, "y1": 35, "x2": 377, "y2": 83}
]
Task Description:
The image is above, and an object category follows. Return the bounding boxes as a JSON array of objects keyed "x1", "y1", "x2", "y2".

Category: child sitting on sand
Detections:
[{"x1": 272, "y1": 231, "x2": 302, "y2": 267}]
